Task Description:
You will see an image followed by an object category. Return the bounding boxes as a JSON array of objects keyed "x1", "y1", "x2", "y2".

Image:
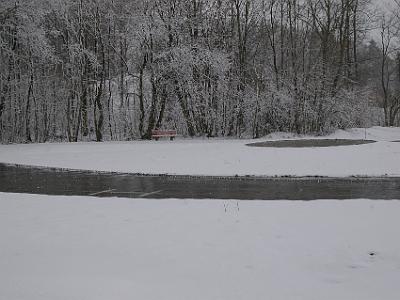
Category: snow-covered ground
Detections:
[
  {"x1": 1, "y1": 127, "x2": 399, "y2": 299},
  {"x1": 1, "y1": 126, "x2": 399, "y2": 177},
  {"x1": 0, "y1": 193, "x2": 399, "y2": 300}
]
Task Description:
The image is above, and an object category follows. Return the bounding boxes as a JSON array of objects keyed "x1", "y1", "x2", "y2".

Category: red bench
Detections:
[{"x1": 151, "y1": 129, "x2": 177, "y2": 141}]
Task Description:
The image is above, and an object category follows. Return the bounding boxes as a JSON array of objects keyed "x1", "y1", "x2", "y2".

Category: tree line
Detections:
[{"x1": 0, "y1": 0, "x2": 399, "y2": 143}]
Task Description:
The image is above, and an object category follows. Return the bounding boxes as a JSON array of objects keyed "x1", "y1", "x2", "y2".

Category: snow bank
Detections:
[
  {"x1": 0, "y1": 193, "x2": 399, "y2": 300},
  {"x1": 263, "y1": 126, "x2": 400, "y2": 141},
  {"x1": 0, "y1": 126, "x2": 399, "y2": 177}
]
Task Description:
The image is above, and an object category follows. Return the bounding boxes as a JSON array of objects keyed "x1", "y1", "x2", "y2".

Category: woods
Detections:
[{"x1": 0, "y1": 0, "x2": 399, "y2": 143}]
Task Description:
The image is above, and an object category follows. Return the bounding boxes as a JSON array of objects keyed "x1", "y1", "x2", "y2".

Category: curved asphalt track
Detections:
[{"x1": 1, "y1": 164, "x2": 400, "y2": 200}]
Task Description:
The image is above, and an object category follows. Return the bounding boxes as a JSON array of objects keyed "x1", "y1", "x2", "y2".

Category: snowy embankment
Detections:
[
  {"x1": 0, "y1": 126, "x2": 399, "y2": 177},
  {"x1": 0, "y1": 193, "x2": 399, "y2": 300}
]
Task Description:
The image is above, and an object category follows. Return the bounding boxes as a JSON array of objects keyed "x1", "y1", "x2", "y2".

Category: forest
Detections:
[{"x1": 0, "y1": 0, "x2": 399, "y2": 143}]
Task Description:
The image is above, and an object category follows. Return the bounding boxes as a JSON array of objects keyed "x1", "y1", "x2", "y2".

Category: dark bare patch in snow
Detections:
[{"x1": 246, "y1": 139, "x2": 376, "y2": 148}]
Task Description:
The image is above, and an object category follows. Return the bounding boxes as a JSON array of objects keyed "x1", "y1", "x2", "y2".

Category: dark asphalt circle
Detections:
[
  {"x1": 246, "y1": 139, "x2": 376, "y2": 148},
  {"x1": 1, "y1": 164, "x2": 400, "y2": 200}
]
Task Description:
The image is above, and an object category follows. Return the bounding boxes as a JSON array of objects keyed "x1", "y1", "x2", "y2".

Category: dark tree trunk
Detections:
[
  {"x1": 144, "y1": 75, "x2": 158, "y2": 139},
  {"x1": 175, "y1": 80, "x2": 195, "y2": 137},
  {"x1": 156, "y1": 86, "x2": 167, "y2": 129}
]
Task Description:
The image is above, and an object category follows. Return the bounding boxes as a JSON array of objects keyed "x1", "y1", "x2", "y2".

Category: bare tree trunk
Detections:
[
  {"x1": 138, "y1": 62, "x2": 146, "y2": 138},
  {"x1": 25, "y1": 76, "x2": 33, "y2": 142},
  {"x1": 267, "y1": 0, "x2": 280, "y2": 89},
  {"x1": 0, "y1": 82, "x2": 6, "y2": 140},
  {"x1": 144, "y1": 74, "x2": 158, "y2": 139},
  {"x1": 94, "y1": 6, "x2": 105, "y2": 142},
  {"x1": 156, "y1": 85, "x2": 167, "y2": 128},
  {"x1": 353, "y1": 0, "x2": 359, "y2": 80},
  {"x1": 175, "y1": 80, "x2": 195, "y2": 136},
  {"x1": 380, "y1": 21, "x2": 390, "y2": 126}
]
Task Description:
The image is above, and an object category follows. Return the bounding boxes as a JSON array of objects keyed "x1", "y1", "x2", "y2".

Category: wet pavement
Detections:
[
  {"x1": 1, "y1": 164, "x2": 400, "y2": 200},
  {"x1": 246, "y1": 139, "x2": 376, "y2": 148}
]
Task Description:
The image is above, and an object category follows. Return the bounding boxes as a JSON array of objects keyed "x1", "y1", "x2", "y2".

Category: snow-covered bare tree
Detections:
[{"x1": 0, "y1": 0, "x2": 395, "y2": 143}]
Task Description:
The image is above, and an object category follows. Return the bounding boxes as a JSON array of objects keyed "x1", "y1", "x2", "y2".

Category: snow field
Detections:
[
  {"x1": 1, "y1": 193, "x2": 400, "y2": 300},
  {"x1": 0, "y1": 126, "x2": 399, "y2": 177}
]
